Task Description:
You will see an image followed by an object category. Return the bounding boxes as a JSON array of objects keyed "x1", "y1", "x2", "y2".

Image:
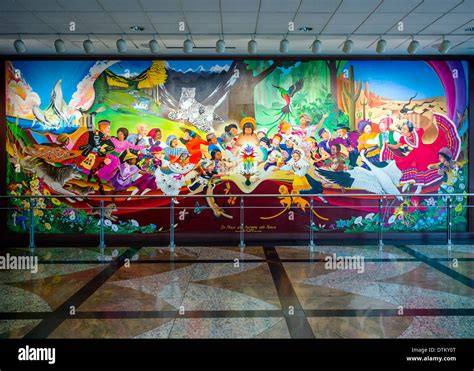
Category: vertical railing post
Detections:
[
  {"x1": 169, "y1": 197, "x2": 175, "y2": 252},
  {"x1": 239, "y1": 196, "x2": 245, "y2": 249},
  {"x1": 378, "y1": 197, "x2": 384, "y2": 248},
  {"x1": 309, "y1": 197, "x2": 315, "y2": 251},
  {"x1": 447, "y1": 196, "x2": 452, "y2": 248},
  {"x1": 28, "y1": 198, "x2": 36, "y2": 251},
  {"x1": 99, "y1": 199, "x2": 105, "y2": 260}
]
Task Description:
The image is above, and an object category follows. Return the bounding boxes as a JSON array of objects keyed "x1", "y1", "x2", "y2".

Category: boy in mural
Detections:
[
  {"x1": 270, "y1": 134, "x2": 283, "y2": 152},
  {"x1": 295, "y1": 112, "x2": 329, "y2": 138},
  {"x1": 332, "y1": 123, "x2": 360, "y2": 168},
  {"x1": 427, "y1": 147, "x2": 458, "y2": 183},
  {"x1": 323, "y1": 143, "x2": 348, "y2": 171},
  {"x1": 187, "y1": 159, "x2": 222, "y2": 194},
  {"x1": 370, "y1": 116, "x2": 402, "y2": 161},
  {"x1": 147, "y1": 128, "x2": 166, "y2": 149},
  {"x1": 164, "y1": 135, "x2": 188, "y2": 161},
  {"x1": 236, "y1": 117, "x2": 259, "y2": 147},
  {"x1": 356, "y1": 120, "x2": 383, "y2": 169},
  {"x1": 180, "y1": 128, "x2": 209, "y2": 165},
  {"x1": 78, "y1": 120, "x2": 116, "y2": 187},
  {"x1": 316, "y1": 128, "x2": 332, "y2": 161},
  {"x1": 127, "y1": 123, "x2": 149, "y2": 149},
  {"x1": 210, "y1": 150, "x2": 223, "y2": 174}
]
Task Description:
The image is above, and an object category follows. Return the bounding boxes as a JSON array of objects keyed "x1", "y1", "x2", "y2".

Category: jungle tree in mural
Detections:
[{"x1": 4, "y1": 59, "x2": 469, "y2": 235}]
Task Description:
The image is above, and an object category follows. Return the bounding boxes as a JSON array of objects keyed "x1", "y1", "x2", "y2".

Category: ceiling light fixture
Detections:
[
  {"x1": 279, "y1": 38, "x2": 289, "y2": 53},
  {"x1": 311, "y1": 38, "x2": 322, "y2": 54},
  {"x1": 376, "y1": 37, "x2": 387, "y2": 53},
  {"x1": 83, "y1": 35, "x2": 94, "y2": 54},
  {"x1": 54, "y1": 37, "x2": 66, "y2": 53},
  {"x1": 438, "y1": 36, "x2": 451, "y2": 54},
  {"x1": 248, "y1": 38, "x2": 257, "y2": 54},
  {"x1": 216, "y1": 37, "x2": 225, "y2": 53},
  {"x1": 407, "y1": 36, "x2": 419, "y2": 54},
  {"x1": 342, "y1": 37, "x2": 353, "y2": 53},
  {"x1": 116, "y1": 35, "x2": 127, "y2": 53},
  {"x1": 149, "y1": 35, "x2": 160, "y2": 53},
  {"x1": 14, "y1": 36, "x2": 26, "y2": 54},
  {"x1": 183, "y1": 37, "x2": 193, "y2": 53}
]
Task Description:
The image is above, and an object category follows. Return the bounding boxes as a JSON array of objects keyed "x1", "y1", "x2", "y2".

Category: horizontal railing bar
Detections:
[{"x1": 1, "y1": 193, "x2": 473, "y2": 199}]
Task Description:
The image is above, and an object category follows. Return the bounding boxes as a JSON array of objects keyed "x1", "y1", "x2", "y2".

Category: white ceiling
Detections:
[{"x1": 0, "y1": 0, "x2": 473, "y2": 55}]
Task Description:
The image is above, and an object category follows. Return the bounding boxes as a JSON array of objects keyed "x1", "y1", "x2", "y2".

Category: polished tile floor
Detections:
[{"x1": 0, "y1": 244, "x2": 472, "y2": 338}]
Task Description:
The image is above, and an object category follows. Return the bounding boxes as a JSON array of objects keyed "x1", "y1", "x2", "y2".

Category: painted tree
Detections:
[
  {"x1": 341, "y1": 65, "x2": 362, "y2": 131},
  {"x1": 325, "y1": 60, "x2": 345, "y2": 103},
  {"x1": 227, "y1": 60, "x2": 298, "y2": 121}
]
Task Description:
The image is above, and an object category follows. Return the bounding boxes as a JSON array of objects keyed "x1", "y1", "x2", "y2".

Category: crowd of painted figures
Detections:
[{"x1": 34, "y1": 109, "x2": 459, "y2": 199}]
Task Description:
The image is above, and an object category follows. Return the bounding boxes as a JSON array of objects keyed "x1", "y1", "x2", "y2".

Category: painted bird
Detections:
[{"x1": 272, "y1": 79, "x2": 304, "y2": 114}]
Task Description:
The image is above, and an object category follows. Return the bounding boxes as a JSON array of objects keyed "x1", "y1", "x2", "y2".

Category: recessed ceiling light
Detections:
[
  {"x1": 298, "y1": 26, "x2": 313, "y2": 32},
  {"x1": 130, "y1": 25, "x2": 145, "y2": 32}
]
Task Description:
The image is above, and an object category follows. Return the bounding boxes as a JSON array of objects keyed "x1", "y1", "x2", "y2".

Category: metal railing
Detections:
[{"x1": 1, "y1": 193, "x2": 472, "y2": 256}]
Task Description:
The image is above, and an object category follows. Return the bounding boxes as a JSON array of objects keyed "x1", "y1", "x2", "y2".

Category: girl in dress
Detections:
[
  {"x1": 154, "y1": 152, "x2": 195, "y2": 197},
  {"x1": 273, "y1": 149, "x2": 326, "y2": 202},
  {"x1": 111, "y1": 150, "x2": 156, "y2": 199},
  {"x1": 386, "y1": 116, "x2": 459, "y2": 193},
  {"x1": 98, "y1": 127, "x2": 146, "y2": 182}
]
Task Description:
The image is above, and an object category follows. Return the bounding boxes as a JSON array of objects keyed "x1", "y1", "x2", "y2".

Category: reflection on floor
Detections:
[{"x1": 0, "y1": 244, "x2": 472, "y2": 339}]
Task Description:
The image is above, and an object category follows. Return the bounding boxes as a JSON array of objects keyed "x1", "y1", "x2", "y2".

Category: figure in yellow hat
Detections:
[{"x1": 236, "y1": 117, "x2": 259, "y2": 146}]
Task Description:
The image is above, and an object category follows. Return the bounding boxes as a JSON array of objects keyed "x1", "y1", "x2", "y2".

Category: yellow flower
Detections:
[
  {"x1": 455, "y1": 203, "x2": 463, "y2": 213},
  {"x1": 43, "y1": 189, "x2": 51, "y2": 196},
  {"x1": 34, "y1": 209, "x2": 44, "y2": 217},
  {"x1": 51, "y1": 198, "x2": 61, "y2": 206},
  {"x1": 44, "y1": 223, "x2": 51, "y2": 230}
]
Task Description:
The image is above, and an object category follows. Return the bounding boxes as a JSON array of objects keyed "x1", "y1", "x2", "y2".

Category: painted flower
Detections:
[
  {"x1": 447, "y1": 186, "x2": 454, "y2": 193},
  {"x1": 354, "y1": 216, "x2": 363, "y2": 225},
  {"x1": 43, "y1": 189, "x2": 51, "y2": 196},
  {"x1": 130, "y1": 219, "x2": 139, "y2": 227},
  {"x1": 104, "y1": 219, "x2": 112, "y2": 227},
  {"x1": 69, "y1": 212, "x2": 76, "y2": 221},
  {"x1": 459, "y1": 183, "x2": 465, "y2": 190},
  {"x1": 455, "y1": 203, "x2": 463, "y2": 213},
  {"x1": 388, "y1": 214, "x2": 396, "y2": 224},
  {"x1": 365, "y1": 213, "x2": 375, "y2": 221},
  {"x1": 51, "y1": 198, "x2": 61, "y2": 206},
  {"x1": 425, "y1": 197, "x2": 436, "y2": 207},
  {"x1": 44, "y1": 223, "x2": 51, "y2": 230},
  {"x1": 111, "y1": 224, "x2": 118, "y2": 232}
]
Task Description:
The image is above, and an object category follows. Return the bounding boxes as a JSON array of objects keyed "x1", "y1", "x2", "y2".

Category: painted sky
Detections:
[
  {"x1": 11, "y1": 60, "x2": 96, "y2": 108},
  {"x1": 347, "y1": 60, "x2": 445, "y2": 100}
]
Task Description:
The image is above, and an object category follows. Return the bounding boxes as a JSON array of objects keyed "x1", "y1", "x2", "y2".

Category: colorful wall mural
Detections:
[{"x1": 5, "y1": 59, "x2": 469, "y2": 235}]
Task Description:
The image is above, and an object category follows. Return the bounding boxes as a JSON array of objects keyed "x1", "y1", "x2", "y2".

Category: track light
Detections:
[
  {"x1": 83, "y1": 36, "x2": 94, "y2": 54},
  {"x1": 407, "y1": 37, "x2": 419, "y2": 54},
  {"x1": 14, "y1": 38, "x2": 26, "y2": 54},
  {"x1": 149, "y1": 38, "x2": 160, "y2": 53},
  {"x1": 438, "y1": 37, "x2": 451, "y2": 54},
  {"x1": 216, "y1": 38, "x2": 225, "y2": 53},
  {"x1": 248, "y1": 39, "x2": 257, "y2": 54},
  {"x1": 54, "y1": 38, "x2": 66, "y2": 53},
  {"x1": 376, "y1": 38, "x2": 386, "y2": 53},
  {"x1": 342, "y1": 38, "x2": 353, "y2": 53},
  {"x1": 183, "y1": 37, "x2": 193, "y2": 53},
  {"x1": 311, "y1": 39, "x2": 322, "y2": 54},
  {"x1": 279, "y1": 38, "x2": 289, "y2": 53},
  {"x1": 116, "y1": 36, "x2": 127, "y2": 53}
]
